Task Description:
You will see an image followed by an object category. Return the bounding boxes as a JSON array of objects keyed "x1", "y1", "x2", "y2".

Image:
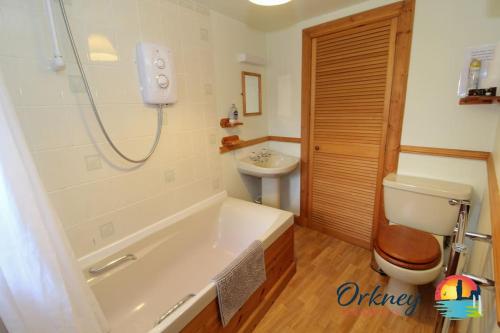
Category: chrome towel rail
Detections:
[
  {"x1": 88, "y1": 254, "x2": 137, "y2": 275},
  {"x1": 154, "y1": 294, "x2": 196, "y2": 327},
  {"x1": 465, "y1": 231, "x2": 492, "y2": 243},
  {"x1": 462, "y1": 273, "x2": 495, "y2": 288}
]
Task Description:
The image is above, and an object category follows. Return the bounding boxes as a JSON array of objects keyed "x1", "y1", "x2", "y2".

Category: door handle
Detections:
[{"x1": 314, "y1": 145, "x2": 320, "y2": 151}]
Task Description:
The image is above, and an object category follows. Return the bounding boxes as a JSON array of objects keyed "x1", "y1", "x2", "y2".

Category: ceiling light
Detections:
[{"x1": 248, "y1": 0, "x2": 292, "y2": 6}]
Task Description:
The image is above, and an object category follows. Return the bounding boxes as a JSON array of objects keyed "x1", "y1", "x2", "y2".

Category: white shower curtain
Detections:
[{"x1": 0, "y1": 74, "x2": 109, "y2": 333}]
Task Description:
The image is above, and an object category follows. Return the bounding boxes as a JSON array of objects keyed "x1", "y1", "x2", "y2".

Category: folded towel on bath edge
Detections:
[{"x1": 212, "y1": 240, "x2": 266, "y2": 327}]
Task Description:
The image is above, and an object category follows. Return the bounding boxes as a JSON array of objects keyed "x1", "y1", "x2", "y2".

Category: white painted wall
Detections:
[
  {"x1": 0, "y1": 0, "x2": 223, "y2": 257},
  {"x1": 402, "y1": 0, "x2": 500, "y2": 151},
  {"x1": 210, "y1": 10, "x2": 268, "y2": 203},
  {"x1": 265, "y1": 0, "x2": 500, "y2": 219}
]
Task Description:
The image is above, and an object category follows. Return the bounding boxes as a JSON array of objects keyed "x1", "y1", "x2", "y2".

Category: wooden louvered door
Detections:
[{"x1": 307, "y1": 18, "x2": 398, "y2": 249}]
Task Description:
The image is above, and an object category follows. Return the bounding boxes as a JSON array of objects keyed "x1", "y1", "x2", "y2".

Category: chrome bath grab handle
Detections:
[
  {"x1": 88, "y1": 254, "x2": 137, "y2": 275},
  {"x1": 154, "y1": 294, "x2": 196, "y2": 327}
]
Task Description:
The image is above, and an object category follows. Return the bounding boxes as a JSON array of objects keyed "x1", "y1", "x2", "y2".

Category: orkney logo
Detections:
[
  {"x1": 434, "y1": 275, "x2": 482, "y2": 319},
  {"x1": 336, "y1": 282, "x2": 420, "y2": 316}
]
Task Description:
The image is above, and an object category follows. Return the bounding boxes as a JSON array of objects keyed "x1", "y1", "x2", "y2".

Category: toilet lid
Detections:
[{"x1": 375, "y1": 225, "x2": 441, "y2": 271}]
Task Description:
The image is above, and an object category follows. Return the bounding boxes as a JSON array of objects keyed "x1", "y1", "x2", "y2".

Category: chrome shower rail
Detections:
[
  {"x1": 88, "y1": 254, "x2": 137, "y2": 275},
  {"x1": 154, "y1": 294, "x2": 196, "y2": 327}
]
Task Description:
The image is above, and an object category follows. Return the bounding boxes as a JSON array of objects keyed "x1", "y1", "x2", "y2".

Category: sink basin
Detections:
[
  {"x1": 237, "y1": 150, "x2": 299, "y2": 209},
  {"x1": 237, "y1": 151, "x2": 300, "y2": 178}
]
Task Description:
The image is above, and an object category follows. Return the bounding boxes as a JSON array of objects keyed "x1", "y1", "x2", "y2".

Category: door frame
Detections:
[{"x1": 299, "y1": 0, "x2": 415, "y2": 252}]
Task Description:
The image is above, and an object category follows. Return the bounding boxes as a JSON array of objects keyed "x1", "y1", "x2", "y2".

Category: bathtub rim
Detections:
[{"x1": 78, "y1": 191, "x2": 228, "y2": 269}]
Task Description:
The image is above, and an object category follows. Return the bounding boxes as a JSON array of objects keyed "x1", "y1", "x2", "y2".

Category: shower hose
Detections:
[{"x1": 57, "y1": 0, "x2": 164, "y2": 164}]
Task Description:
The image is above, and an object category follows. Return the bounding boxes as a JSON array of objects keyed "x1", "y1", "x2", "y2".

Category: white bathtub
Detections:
[{"x1": 80, "y1": 192, "x2": 294, "y2": 333}]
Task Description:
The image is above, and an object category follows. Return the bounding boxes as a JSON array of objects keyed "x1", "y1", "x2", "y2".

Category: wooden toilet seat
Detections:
[{"x1": 375, "y1": 225, "x2": 441, "y2": 271}]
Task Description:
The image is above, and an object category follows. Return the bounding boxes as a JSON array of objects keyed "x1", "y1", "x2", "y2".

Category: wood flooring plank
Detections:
[{"x1": 254, "y1": 226, "x2": 437, "y2": 333}]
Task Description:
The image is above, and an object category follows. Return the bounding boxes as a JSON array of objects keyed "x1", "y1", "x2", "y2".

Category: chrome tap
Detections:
[
  {"x1": 249, "y1": 152, "x2": 260, "y2": 162},
  {"x1": 260, "y1": 148, "x2": 271, "y2": 158}
]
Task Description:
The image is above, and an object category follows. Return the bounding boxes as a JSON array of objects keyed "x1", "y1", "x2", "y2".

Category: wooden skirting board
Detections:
[
  {"x1": 180, "y1": 226, "x2": 296, "y2": 332},
  {"x1": 219, "y1": 136, "x2": 301, "y2": 154}
]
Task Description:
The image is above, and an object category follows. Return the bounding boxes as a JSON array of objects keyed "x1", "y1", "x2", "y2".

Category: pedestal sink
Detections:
[{"x1": 237, "y1": 149, "x2": 299, "y2": 208}]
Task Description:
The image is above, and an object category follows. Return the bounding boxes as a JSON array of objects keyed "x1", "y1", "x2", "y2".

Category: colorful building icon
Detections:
[{"x1": 434, "y1": 275, "x2": 482, "y2": 319}]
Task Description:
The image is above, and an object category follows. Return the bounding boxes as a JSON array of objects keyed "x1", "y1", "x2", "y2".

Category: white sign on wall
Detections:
[{"x1": 457, "y1": 44, "x2": 496, "y2": 97}]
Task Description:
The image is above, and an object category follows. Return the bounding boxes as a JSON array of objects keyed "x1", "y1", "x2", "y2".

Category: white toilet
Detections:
[{"x1": 374, "y1": 173, "x2": 472, "y2": 315}]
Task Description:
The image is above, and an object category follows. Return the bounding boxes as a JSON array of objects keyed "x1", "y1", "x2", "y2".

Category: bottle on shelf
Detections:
[
  {"x1": 467, "y1": 58, "x2": 482, "y2": 91},
  {"x1": 229, "y1": 104, "x2": 239, "y2": 125}
]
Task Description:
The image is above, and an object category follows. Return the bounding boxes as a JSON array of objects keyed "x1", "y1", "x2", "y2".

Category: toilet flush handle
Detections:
[{"x1": 448, "y1": 199, "x2": 460, "y2": 206}]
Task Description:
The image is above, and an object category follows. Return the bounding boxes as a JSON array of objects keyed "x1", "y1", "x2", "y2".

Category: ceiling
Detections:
[{"x1": 201, "y1": 0, "x2": 370, "y2": 32}]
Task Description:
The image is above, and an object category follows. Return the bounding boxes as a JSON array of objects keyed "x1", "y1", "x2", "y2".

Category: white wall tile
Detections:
[
  {"x1": 5, "y1": 0, "x2": 222, "y2": 258},
  {"x1": 33, "y1": 148, "x2": 74, "y2": 191},
  {"x1": 68, "y1": 0, "x2": 113, "y2": 28},
  {"x1": 138, "y1": 0, "x2": 166, "y2": 44},
  {"x1": 0, "y1": 6, "x2": 50, "y2": 59},
  {"x1": 68, "y1": 105, "x2": 107, "y2": 147},
  {"x1": 0, "y1": 57, "x2": 72, "y2": 107},
  {"x1": 16, "y1": 107, "x2": 70, "y2": 151}
]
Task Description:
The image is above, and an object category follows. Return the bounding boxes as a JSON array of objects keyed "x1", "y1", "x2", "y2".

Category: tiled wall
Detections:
[{"x1": 0, "y1": 0, "x2": 223, "y2": 257}]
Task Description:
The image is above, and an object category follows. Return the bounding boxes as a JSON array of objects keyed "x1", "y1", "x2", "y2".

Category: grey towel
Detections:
[{"x1": 213, "y1": 241, "x2": 266, "y2": 327}]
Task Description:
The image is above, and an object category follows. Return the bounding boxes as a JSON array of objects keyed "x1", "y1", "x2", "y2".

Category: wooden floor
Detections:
[{"x1": 254, "y1": 226, "x2": 437, "y2": 333}]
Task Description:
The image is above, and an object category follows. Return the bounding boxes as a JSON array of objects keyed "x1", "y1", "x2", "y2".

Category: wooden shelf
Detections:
[
  {"x1": 459, "y1": 96, "x2": 500, "y2": 105},
  {"x1": 220, "y1": 118, "x2": 243, "y2": 128},
  {"x1": 219, "y1": 136, "x2": 266, "y2": 154}
]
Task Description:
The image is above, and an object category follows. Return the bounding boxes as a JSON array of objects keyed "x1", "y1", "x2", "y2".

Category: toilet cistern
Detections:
[
  {"x1": 237, "y1": 149, "x2": 299, "y2": 208},
  {"x1": 374, "y1": 173, "x2": 473, "y2": 316}
]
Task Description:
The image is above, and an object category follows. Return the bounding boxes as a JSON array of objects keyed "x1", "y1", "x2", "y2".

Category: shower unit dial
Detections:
[
  {"x1": 136, "y1": 42, "x2": 177, "y2": 104},
  {"x1": 157, "y1": 74, "x2": 169, "y2": 89}
]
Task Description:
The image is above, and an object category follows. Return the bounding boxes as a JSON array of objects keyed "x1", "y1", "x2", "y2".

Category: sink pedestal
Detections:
[
  {"x1": 237, "y1": 149, "x2": 299, "y2": 209},
  {"x1": 262, "y1": 177, "x2": 280, "y2": 208}
]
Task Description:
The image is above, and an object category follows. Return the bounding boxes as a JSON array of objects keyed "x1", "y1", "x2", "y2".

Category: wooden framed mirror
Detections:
[{"x1": 241, "y1": 71, "x2": 262, "y2": 116}]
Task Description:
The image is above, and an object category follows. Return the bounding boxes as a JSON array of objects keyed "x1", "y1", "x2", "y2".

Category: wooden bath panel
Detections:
[{"x1": 179, "y1": 226, "x2": 296, "y2": 333}]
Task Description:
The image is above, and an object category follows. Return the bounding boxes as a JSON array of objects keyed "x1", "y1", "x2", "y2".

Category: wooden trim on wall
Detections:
[
  {"x1": 268, "y1": 136, "x2": 302, "y2": 143},
  {"x1": 219, "y1": 136, "x2": 301, "y2": 154},
  {"x1": 300, "y1": 27, "x2": 313, "y2": 228},
  {"x1": 219, "y1": 136, "x2": 269, "y2": 154},
  {"x1": 486, "y1": 154, "x2": 500, "y2": 326},
  {"x1": 370, "y1": 17, "x2": 398, "y2": 250},
  {"x1": 401, "y1": 145, "x2": 490, "y2": 160},
  {"x1": 372, "y1": 0, "x2": 415, "y2": 254},
  {"x1": 302, "y1": 1, "x2": 404, "y2": 38}
]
